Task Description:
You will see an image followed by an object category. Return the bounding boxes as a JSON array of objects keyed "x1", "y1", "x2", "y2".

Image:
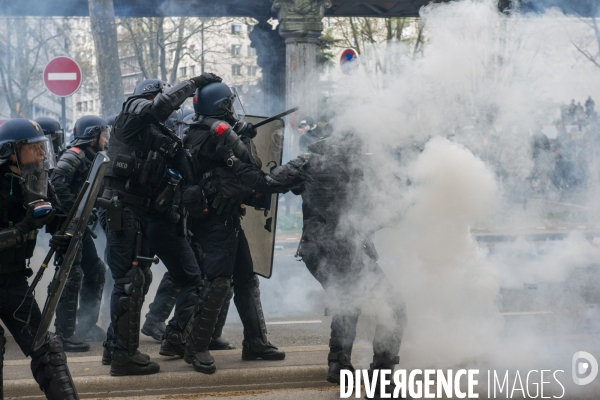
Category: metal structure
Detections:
[{"x1": 0, "y1": 0, "x2": 595, "y2": 17}]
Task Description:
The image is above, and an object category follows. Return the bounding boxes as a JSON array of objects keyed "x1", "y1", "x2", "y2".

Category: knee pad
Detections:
[
  {"x1": 65, "y1": 266, "x2": 83, "y2": 290},
  {"x1": 31, "y1": 333, "x2": 78, "y2": 400}
]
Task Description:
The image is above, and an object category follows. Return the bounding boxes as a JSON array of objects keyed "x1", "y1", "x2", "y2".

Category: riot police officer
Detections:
[
  {"x1": 172, "y1": 82, "x2": 285, "y2": 375},
  {"x1": 0, "y1": 118, "x2": 79, "y2": 399},
  {"x1": 35, "y1": 117, "x2": 66, "y2": 162},
  {"x1": 143, "y1": 270, "x2": 235, "y2": 351},
  {"x1": 216, "y1": 133, "x2": 407, "y2": 388},
  {"x1": 51, "y1": 116, "x2": 109, "y2": 349},
  {"x1": 99, "y1": 73, "x2": 220, "y2": 376}
]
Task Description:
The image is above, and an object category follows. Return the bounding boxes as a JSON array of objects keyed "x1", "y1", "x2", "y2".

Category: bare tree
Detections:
[
  {"x1": 0, "y1": 18, "x2": 70, "y2": 118},
  {"x1": 572, "y1": 16, "x2": 600, "y2": 69},
  {"x1": 118, "y1": 17, "x2": 236, "y2": 85},
  {"x1": 88, "y1": 0, "x2": 124, "y2": 116}
]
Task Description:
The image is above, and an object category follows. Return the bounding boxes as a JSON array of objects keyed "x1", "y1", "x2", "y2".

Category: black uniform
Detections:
[
  {"x1": 0, "y1": 164, "x2": 78, "y2": 399},
  {"x1": 227, "y1": 138, "x2": 407, "y2": 383},
  {"x1": 177, "y1": 116, "x2": 284, "y2": 366},
  {"x1": 99, "y1": 79, "x2": 205, "y2": 376},
  {"x1": 142, "y1": 270, "x2": 235, "y2": 350},
  {"x1": 51, "y1": 145, "x2": 106, "y2": 348}
]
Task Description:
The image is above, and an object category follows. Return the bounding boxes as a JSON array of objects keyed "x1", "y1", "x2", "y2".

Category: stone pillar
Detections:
[
  {"x1": 272, "y1": 0, "x2": 331, "y2": 160},
  {"x1": 249, "y1": 22, "x2": 286, "y2": 117}
]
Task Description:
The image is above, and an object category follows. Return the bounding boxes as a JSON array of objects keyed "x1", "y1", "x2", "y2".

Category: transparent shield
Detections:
[
  {"x1": 240, "y1": 115, "x2": 285, "y2": 279},
  {"x1": 231, "y1": 87, "x2": 246, "y2": 119}
]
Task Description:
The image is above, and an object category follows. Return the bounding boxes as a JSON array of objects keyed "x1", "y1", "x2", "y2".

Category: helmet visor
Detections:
[{"x1": 16, "y1": 137, "x2": 52, "y2": 200}]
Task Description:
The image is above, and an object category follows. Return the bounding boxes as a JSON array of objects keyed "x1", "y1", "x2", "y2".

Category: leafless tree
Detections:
[{"x1": 0, "y1": 18, "x2": 70, "y2": 118}]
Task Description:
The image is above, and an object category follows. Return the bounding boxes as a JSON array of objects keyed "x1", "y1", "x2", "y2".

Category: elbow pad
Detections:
[{"x1": 152, "y1": 80, "x2": 196, "y2": 121}]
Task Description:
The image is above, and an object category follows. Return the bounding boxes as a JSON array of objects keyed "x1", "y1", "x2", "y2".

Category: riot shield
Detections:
[
  {"x1": 241, "y1": 115, "x2": 284, "y2": 279},
  {"x1": 33, "y1": 152, "x2": 109, "y2": 352}
]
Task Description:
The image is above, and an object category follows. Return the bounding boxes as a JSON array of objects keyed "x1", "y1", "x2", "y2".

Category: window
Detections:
[
  {"x1": 89, "y1": 100, "x2": 94, "y2": 111},
  {"x1": 247, "y1": 66, "x2": 258, "y2": 76},
  {"x1": 232, "y1": 65, "x2": 242, "y2": 76},
  {"x1": 179, "y1": 66, "x2": 187, "y2": 77},
  {"x1": 231, "y1": 44, "x2": 242, "y2": 56},
  {"x1": 190, "y1": 65, "x2": 195, "y2": 76},
  {"x1": 248, "y1": 46, "x2": 257, "y2": 57},
  {"x1": 82, "y1": 101, "x2": 88, "y2": 112},
  {"x1": 231, "y1": 24, "x2": 242, "y2": 35},
  {"x1": 76, "y1": 102, "x2": 82, "y2": 112}
]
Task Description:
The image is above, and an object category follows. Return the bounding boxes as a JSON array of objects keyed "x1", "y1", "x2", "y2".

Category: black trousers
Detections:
[
  {"x1": 101, "y1": 207, "x2": 202, "y2": 351},
  {"x1": 189, "y1": 214, "x2": 254, "y2": 285},
  {"x1": 299, "y1": 238, "x2": 406, "y2": 361},
  {"x1": 0, "y1": 274, "x2": 53, "y2": 389}
]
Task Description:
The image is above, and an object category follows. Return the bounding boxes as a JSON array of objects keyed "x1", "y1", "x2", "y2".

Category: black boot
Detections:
[
  {"x1": 59, "y1": 333, "x2": 90, "y2": 352},
  {"x1": 235, "y1": 275, "x2": 285, "y2": 361},
  {"x1": 159, "y1": 330, "x2": 185, "y2": 357},
  {"x1": 56, "y1": 266, "x2": 89, "y2": 352},
  {"x1": 77, "y1": 258, "x2": 106, "y2": 342},
  {"x1": 31, "y1": 333, "x2": 79, "y2": 400},
  {"x1": 364, "y1": 355, "x2": 408, "y2": 400},
  {"x1": 103, "y1": 340, "x2": 150, "y2": 366},
  {"x1": 209, "y1": 336, "x2": 235, "y2": 350},
  {"x1": 143, "y1": 272, "x2": 180, "y2": 341},
  {"x1": 241, "y1": 337, "x2": 285, "y2": 360},
  {"x1": 109, "y1": 267, "x2": 160, "y2": 376},
  {"x1": 184, "y1": 277, "x2": 231, "y2": 374},
  {"x1": 327, "y1": 339, "x2": 355, "y2": 384},
  {"x1": 141, "y1": 317, "x2": 166, "y2": 342},
  {"x1": 208, "y1": 286, "x2": 235, "y2": 350},
  {"x1": 160, "y1": 283, "x2": 200, "y2": 357}
]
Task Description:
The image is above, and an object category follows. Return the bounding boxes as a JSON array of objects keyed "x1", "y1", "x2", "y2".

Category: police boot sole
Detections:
[
  {"x1": 110, "y1": 364, "x2": 160, "y2": 377},
  {"x1": 327, "y1": 373, "x2": 341, "y2": 384},
  {"x1": 63, "y1": 344, "x2": 91, "y2": 352},
  {"x1": 184, "y1": 355, "x2": 216, "y2": 374},
  {"x1": 101, "y1": 355, "x2": 111, "y2": 365},
  {"x1": 241, "y1": 350, "x2": 286, "y2": 361}
]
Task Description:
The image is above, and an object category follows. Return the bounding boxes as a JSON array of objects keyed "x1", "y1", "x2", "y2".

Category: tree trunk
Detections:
[{"x1": 88, "y1": 0, "x2": 124, "y2": 116}]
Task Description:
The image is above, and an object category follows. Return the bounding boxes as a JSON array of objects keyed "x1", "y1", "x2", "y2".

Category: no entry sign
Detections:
[
  {"x1": 43, "y1": 56, "x2": 82, "y2": 97},
  {"x1": 340, "y1": 49, "x2": 359, "y2": 75}
]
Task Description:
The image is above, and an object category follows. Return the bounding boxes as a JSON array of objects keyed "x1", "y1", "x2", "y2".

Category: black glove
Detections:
[
  {"x1": 153, "y1": 134, "x2": 181, "y2": 157},
  {"x1": 15, "y1": 203, "x2": 56, "y2": 234},
  {"x1": 87, "y1": 208, "x2": 98, "y2": 226},
  {"x1": 215, "y1": 141, "x2": 234, "y2": 162},
  {"x1": 49, "y1": 233, "x2": 72, "y2": 255},
  {"x1": 190, "y1": 73, "x2": 222, "y2": 89},
  {"x1": 234, "y1": 121, "x2": 257, "y2": 139}
]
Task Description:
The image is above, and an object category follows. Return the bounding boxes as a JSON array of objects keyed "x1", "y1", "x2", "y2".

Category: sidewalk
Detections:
[{"x1": 5, "y1": 344, "x2": 331, "y2": 399}]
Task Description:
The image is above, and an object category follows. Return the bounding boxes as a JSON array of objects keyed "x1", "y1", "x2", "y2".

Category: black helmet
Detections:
[
  {"x1": 105, "y1": 114, "x2": 118, "y2": 127},
  {"x1": 71, "y1": 115, "x2": 109, "y2": 148},
  {"x1": 0, "y1": 118, "x2": 53, "y2": 200},
  {"x1": 133, "y1": 79, "x2": 170, "y2": 96},
  {"x1": 193, "y1": 82, "x2": 236, "y2": 118},
  {"x1": 35, "y1": 117, "x2": 65, "y2": 155}
]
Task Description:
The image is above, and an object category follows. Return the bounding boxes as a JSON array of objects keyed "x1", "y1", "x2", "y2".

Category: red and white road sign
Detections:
[
  {"x1": 43, "y1": 56, "x2": 82, "y2": 97},
  {"x1": 340, "y1": 49, "x2": 359, "y2": 75}
]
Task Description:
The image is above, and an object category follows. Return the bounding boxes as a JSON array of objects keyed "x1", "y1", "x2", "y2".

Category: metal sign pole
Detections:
[{"x1": 61, "y1": 97, "x2": 66, "y2": 130}]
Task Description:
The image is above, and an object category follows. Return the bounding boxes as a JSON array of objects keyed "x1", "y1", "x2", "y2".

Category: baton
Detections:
[
  {"x1": 28, "y1": 181, "x2": 90, "y2": 295},
  {"x1": 252, "y1": 107, "x2": 299, "y2": 129}
]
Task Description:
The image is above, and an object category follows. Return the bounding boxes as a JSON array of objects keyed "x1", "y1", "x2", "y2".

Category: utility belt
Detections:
[{"x1": 0, "y1": 230, "x2": 37, "y2": 275}]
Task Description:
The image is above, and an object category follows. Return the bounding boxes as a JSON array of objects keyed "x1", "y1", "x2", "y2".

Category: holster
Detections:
[{"x1": 104, "y1": 196, "x2": 124, "y2": 233}]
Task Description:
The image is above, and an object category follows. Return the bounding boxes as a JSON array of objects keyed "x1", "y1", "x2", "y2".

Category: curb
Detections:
[{"x1": 6, "y1": 364, "x2": 330, "y2": 399}]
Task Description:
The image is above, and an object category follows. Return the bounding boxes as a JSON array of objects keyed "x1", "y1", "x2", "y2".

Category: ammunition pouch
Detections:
[
  {"x1": 0, "y1": 230, "x2": 37, "y2": 274},
  {"x1": 182, "y1": 184, "x2": 208, "y2": 220}
]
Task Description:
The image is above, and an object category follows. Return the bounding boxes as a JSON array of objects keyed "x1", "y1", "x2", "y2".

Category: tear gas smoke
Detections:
[{"x1": 316, "y1": 0, "x2": 600, "y2": 384}]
